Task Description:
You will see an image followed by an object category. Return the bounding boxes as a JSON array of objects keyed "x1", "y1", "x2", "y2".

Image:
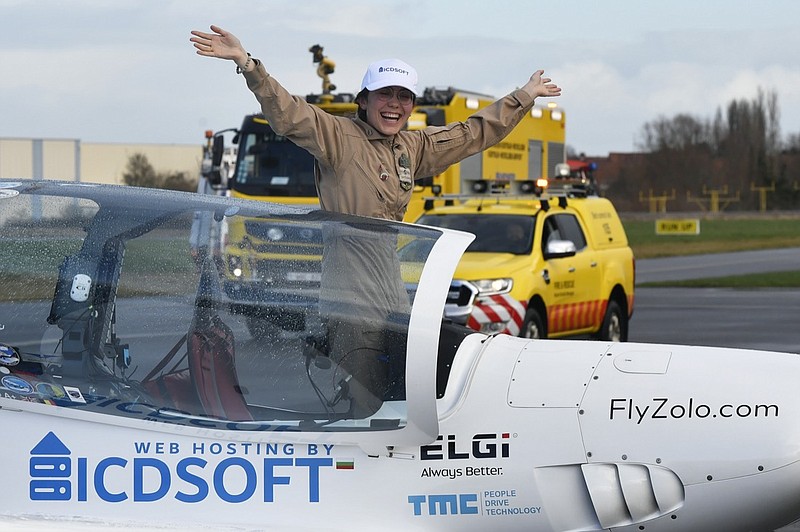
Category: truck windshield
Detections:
[
  {"x1": 418, "y1": 213, "x2": 535, "y2": 255},
  {"x1": 232, "y1": 129, "x2": 317, "y2": 198}
]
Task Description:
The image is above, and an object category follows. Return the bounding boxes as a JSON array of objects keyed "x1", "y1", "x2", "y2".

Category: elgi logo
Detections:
[{"x1": 420, "y1": 433, "x2": 511, "y2": 461}]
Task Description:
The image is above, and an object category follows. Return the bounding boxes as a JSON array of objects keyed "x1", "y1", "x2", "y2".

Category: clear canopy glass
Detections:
[{"x1": 0, "y1": 180, "x2": 472, "y2": 444}]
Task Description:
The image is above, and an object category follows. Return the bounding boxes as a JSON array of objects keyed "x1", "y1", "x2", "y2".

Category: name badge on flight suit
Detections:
[{"x1": 398, "y1": 153, "x2": 412, "y2": 191}]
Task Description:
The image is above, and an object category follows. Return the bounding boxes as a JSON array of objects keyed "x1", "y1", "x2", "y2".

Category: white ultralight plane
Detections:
[{"x1": 1, "y1": 179, "x2": 800, "y2": 531}]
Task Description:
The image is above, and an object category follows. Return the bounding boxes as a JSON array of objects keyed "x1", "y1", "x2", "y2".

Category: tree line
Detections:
[
  {"x1": 596, "y1": 88, "x2": 800, "y2": 212},
  {"x1": 122, "y1": 153, "x2": 197, "y2": 192}
]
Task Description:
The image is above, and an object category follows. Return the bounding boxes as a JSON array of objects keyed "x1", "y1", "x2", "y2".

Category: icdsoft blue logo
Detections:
[
  {"x1": 29, "y1": 432, "x2": 339, "y2": 504},
  {"x1": 30, "y1": 431, "x2": 71, "y2": 500}
]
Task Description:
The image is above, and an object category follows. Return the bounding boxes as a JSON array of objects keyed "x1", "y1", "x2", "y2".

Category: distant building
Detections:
[{"x1": 0, "y1": 138, "x2": 202, "y2": 185}]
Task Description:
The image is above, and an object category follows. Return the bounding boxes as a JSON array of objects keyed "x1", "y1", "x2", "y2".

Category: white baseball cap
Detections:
[{"x1": 360, "y1": 58, "x2": 418, "y2": 94}]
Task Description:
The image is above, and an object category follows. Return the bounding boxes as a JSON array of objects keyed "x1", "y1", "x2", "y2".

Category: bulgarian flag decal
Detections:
[{"x1": 335, "y1": 459, "x2": 354, "y2": 470}]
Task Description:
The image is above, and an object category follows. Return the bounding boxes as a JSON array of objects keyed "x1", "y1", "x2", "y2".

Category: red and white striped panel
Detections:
[{"x1": 466, "y1": 294, "x2": 527, "y2": 336}]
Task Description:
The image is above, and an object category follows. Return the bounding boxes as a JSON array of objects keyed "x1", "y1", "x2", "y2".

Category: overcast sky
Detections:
[{"x1": 2, "y1": 0, "x2": 799, "y2": 156}]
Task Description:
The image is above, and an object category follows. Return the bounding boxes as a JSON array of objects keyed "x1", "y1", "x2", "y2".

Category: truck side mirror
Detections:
[
  {"x1": 207, "y1": 136, "x2": 226, "y2": 187},
  {"x1": 544, "y1": 239, "x2": 577, "y2": 260}
]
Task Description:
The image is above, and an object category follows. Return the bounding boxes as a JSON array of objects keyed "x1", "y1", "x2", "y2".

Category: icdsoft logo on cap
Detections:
[{"x1": 360, "y1": 59, "x2": 418, "y2": 93}]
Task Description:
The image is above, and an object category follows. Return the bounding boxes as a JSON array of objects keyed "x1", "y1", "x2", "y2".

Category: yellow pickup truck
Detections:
[{"x1": 414, "y1": 191, "x2": 635, "y2": 341}]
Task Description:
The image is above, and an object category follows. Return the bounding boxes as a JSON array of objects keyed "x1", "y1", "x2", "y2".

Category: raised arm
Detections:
[
  {"x1": 190, "y1": 24, "x2": 341, "y2": 164},
  {"x1": 189, "y1": 25, "x2": 254, "y2": 72},
  {"x1": 413, "y1": 69, "x2": 561, "y2": 179}
]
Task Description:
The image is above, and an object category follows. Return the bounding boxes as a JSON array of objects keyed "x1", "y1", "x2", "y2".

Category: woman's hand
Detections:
[
  {"x1": 190, "y1": 25, "x2": 250, "y2": 68},
  {"x1": 524, "y1": 70, "x2": 561, "y2": 99}
]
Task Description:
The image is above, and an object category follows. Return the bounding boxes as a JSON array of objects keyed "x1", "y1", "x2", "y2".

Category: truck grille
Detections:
[{"x1": 443, "y1": 281, "x2": 477, "y2": 324}]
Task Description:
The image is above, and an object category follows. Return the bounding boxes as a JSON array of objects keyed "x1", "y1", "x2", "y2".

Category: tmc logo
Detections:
[
  {"x1": 408, "y1": 493, "x2": 479, "y2": 516},
  {"x1": 30, "y1": 432, "x2": 71, "y2": 501}
]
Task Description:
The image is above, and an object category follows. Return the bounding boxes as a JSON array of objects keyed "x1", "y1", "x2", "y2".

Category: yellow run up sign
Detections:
[{"x1": 655, "y1": 218, "x2": 700, "y2": 235}]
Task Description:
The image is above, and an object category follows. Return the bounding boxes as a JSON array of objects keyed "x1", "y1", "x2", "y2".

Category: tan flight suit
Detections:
[
  {"x1": 243, "y1": 62, "x2": 537, "y2": 417},
  {"x1": 244, "y1": 62, "x2": 536, "y2": 221}
]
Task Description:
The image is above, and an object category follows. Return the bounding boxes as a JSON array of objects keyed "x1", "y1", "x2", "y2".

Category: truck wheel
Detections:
[
  {"x1": 598, "y1": 300, "x2": 627, "y2": 342},
  {"x1": 521, "y1": 308, "x2": 545, "y2": 339}
]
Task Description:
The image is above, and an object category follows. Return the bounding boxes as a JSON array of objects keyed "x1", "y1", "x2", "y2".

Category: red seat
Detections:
[{"x1": 188, "y1": 314, "x2": 253, "y2": 422}]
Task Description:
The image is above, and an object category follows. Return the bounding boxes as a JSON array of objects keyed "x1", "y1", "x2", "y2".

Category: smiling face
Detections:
[{"x1": 359, "y1": 86, "x2": 414, "y2": 136}]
